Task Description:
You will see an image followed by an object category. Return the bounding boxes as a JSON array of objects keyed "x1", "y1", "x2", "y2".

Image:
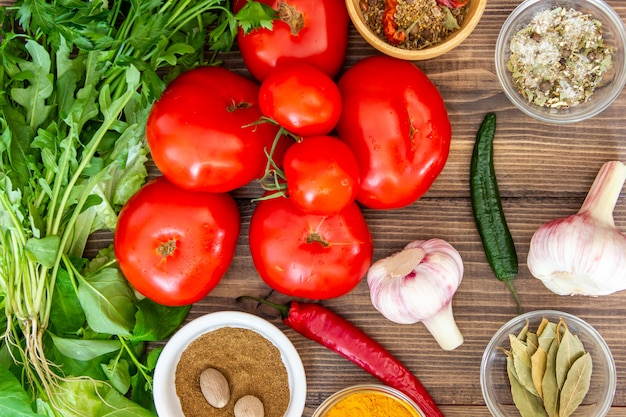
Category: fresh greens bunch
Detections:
[{"x1": 0, "y1": 0, "x2": 271, "y2": 415}]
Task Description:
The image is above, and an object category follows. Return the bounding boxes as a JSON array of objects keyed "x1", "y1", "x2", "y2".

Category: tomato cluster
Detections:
[{"x1": 114, "y1": 0, "x2": 452, "y2": 305}]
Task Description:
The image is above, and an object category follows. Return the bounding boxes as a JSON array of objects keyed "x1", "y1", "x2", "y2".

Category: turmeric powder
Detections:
[{"x1": 323, "y1": 390, "x2": 420, "y2": 417}]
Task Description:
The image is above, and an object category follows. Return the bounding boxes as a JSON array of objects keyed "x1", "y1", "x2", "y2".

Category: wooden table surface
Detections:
[{"x1": 123, "y1": 1, "x2": 626, "y2": 416}]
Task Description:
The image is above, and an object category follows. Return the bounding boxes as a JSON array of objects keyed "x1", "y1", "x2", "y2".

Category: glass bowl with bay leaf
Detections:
[{"x1": 480, "y1": 310, "x2": 616, "y2": 417}]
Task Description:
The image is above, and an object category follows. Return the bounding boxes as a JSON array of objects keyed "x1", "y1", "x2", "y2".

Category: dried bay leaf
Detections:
[
  {"x1": 514, "y1": 350, "x2": 540, "y2": 397},
  {"x1": 531, "y1": 344, "x2": 549, "y2": 398},
  {"x1": 555, "y1": 326, "x2": 585, "y2": 389},
  {"x1": 542, "y1": 333, "x2": 560, "y2": 417},
  {"x1": 559, "y1": 352, "x2": 592, "y2": 417},
  {"x1": 527, "y1": 332, "x2": 539, "y2": 357},
  {"x1": 518, "y1": 320, "x2": 530, "y2": 341},
  {"x1": 537, "y1": 318, "x2": 550, "y2": 336},
  {"x1": 503, "y1": 317, "x2": 593, "y2": 417},
  {"x1": 510, "y1": 334, "x2": 532, "y2": 367},
  {"x1": 538, "y1": 322, "x2": 557, "y2": 351},
  {"x1": 507, "y1": 355, "x2": 548, "y2": 417}
]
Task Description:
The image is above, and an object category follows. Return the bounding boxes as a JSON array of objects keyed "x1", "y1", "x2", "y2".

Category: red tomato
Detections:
[
  {"x1": 146, "y1": 66, "x2": 277, "y2": 193},
  {"x1": 259, "y1": 62, "x2": 342, "y2": 136},
  {"x1": 336, "y1": 56, "x2": 452, "y2": 209},
  {"x1": 114, "y1": 176, "x2": 240, "y2": 306},
  {"x1": 283, "y1": 135, "x2": 360, "y2": 215},
  {"x1": 249, "y1": 197, "x2": 373, "y2": 299},
  {"x1": 233, "y1": 0, "x2": 349, "y2": 82}
]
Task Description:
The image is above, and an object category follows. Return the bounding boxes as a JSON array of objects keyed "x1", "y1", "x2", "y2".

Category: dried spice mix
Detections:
[
  {"x1": 507, "y1": 7, "x2": 613, "y2": 108},
  {"x1": 175, "y1": 327, "x2": 290, "y2": 417},
  {"x1": 360, "y1": 0, "x2": 469, "y2": 50}
]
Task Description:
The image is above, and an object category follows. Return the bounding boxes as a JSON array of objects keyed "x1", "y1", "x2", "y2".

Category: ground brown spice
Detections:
[{"x1": 175, "y1": 327, "x2": 290, "y2": 417}]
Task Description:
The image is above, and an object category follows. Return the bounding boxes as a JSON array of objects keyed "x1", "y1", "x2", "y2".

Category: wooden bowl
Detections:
[{"x1": 346, "y1": 0, "x2": 487, "y2": 60}]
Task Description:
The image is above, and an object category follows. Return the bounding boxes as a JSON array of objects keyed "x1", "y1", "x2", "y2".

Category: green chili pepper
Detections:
[{"x1": 470, "y1": 112, "x2": 522, "y2": 313}]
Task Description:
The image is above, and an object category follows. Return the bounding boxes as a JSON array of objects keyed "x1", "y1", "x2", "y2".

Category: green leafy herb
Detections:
[
  {"x1": 0, "y1": 0, "x2": 270, "y2": 414},
  {"x1": 502, "y1": 317, "x2": 593, "y2": 417}
]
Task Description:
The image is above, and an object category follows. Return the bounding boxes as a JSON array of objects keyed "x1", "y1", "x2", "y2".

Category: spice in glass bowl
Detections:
[
  {"x1": 360, "y1": 0, "x2": 469, "y2": 50},
  {"x1": 506, "y1": 7, "x2": 613, "y2": 109}
]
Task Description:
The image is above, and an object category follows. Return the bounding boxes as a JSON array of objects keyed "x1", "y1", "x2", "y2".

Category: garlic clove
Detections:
[
  {"x1": 234, "y1": 394, "x2": 264, "y2": 417},
  {"x1": 199, "y1": 368, "x2": 230, "y2": 408}
]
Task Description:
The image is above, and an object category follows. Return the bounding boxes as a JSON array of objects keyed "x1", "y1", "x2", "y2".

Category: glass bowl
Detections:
[
  {"x1": 495, "y1": 0, "x2": 626, "y2": 123},
  {"x1": 345, "y1": 0, "x2": 487, "y2": 60},
  {"x1": 312, "y1": 384, "x2": 426, "y2": 417},
  {"x1": 480, "y1": 310, "x2": 616, "y2": 417},
  {"x1": 153, "y1": 311, "x2": 306, "y2": 417}
]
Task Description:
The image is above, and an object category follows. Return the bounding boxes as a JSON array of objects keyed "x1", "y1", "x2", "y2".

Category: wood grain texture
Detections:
[{"x1": 91, "y1": 0, "x2": 626, "y2": 415}]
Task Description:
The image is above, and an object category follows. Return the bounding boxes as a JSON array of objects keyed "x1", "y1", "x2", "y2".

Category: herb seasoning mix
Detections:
[
  {"x1": 507, "y1": 7, "x2": 613, "y2": 108},
  {"x1": 361, "y1": 0, "x2": 469, "y2": 50}
]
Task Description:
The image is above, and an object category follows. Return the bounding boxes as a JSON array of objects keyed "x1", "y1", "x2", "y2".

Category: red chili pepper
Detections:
[
  {"x1": 436, "y1": 0, "x2": 468, "y2": 8},
  {"x1": 383, "y1": 0, "x2": 406, "y2": 45},
  {"x1": 238, "y1": 296, "x2": 445, "y2": 417}
]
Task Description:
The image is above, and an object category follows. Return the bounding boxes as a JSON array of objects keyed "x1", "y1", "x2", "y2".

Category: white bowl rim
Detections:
[
  {"x1": 495, "y1": 0, "x2": 626, "y2": 124},
  {"x1": 480, "y1": 309, "x2": 616, "y2": 417},
  {"x1": 153, "y1": 310, "x2": 307, "y2": 417}
]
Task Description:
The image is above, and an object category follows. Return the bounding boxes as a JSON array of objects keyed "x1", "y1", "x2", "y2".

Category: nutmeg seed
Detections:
[
  {"x1": 199, "y1": 368, "x2": 230, "y2": 408},
  {"x1": 234, "y1": 395, "x2": 264, "y2": 417}
]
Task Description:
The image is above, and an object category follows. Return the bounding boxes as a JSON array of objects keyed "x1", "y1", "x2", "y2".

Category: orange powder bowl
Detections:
[{"x1": 312, "y1": 384, "x2": 426, "y2": 417}]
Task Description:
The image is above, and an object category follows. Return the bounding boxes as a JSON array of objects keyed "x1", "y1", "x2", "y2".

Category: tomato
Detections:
[
  {"x1": 249, "y1": 197, "x2": 373, "y2": 299},
  {"x1": 233, "y1": 0, "x2": 349, "y2": 82},
  {"x1": 259, "y1": 62, "x2": 342, "y2": 136},
  {"x1": 283, "y1": 135, "x2": 359, "y2": 215},
  {"x1": 336, "y1": 56, "x2": 452, "y2": 210},
  {"x1": 146, "y1": 66, "x2": 277, "y2": 193},
  {"x1": 114, "y1": 176, "x2": 240, "y2": 306}
]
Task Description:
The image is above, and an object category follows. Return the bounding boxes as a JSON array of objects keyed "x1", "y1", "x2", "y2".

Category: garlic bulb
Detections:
[
  {"x1": 367, "y1": 238, "x2": 464, "y2": 351},
  {"x1": 527, "y1": 161, "x2": 626, "y2": 296}
]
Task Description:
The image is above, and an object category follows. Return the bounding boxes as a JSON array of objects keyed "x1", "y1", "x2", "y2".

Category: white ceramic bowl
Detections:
[
  {"x1": 153, "y1": 311, "x2": 306, "y2": 417},
  {"x1": 495, "y1": 0, "x2": 626, "y2": 123},
  {"x1": 480, "y1": 310, "x2": 616, "y2": 417}
]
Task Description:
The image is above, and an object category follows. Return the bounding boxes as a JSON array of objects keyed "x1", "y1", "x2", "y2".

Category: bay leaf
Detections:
[
  {"x1": 537, "y1": 318, "x2": 550, "y2": 336},
  {"x1": 555, "y1": 327, "x2": 585, "y2": 389},
  {"x1": 559, "y1": 352, "x2": 592, "y2": 417},
  {"x1": 507, "y1": 355, "x2": 548, "y2": 417},
  {"x1": 518, "y1": 320, "x2": 530, "y2": 341},
  {"x1": 514, "y1": 350, "x2": 540, "y2": 397},
  {"x1": 510, "y1": 334, "x2": 532, "y2": 367},
  {"x1": 538, "y1": 322, "x2": 557, "y2": 352},
  {"x1": 531, "y1": 344, "x2": 549, "y2": 398},
  {"x1": 527, "y1": 332, "x2": 539, "y2": 357},
  {"x1": 542, "y1": 339, "x2": 560, "y2": 417}
]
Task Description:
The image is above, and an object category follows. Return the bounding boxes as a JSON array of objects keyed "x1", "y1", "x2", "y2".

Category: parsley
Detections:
[{"x1": 0, "y1": 0, "x2": 271, "y2": 415}]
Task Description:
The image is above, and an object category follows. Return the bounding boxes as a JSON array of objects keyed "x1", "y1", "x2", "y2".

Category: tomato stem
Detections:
[
  {"x1": 306, "y1": 232, "x2": 330, "y2": 248},
  {"x1": 251, "y1": 119, "x2": 302, "y2": 202},
  {"x1": 157, "y1": 239, "x2": 177, "y2": 258}
]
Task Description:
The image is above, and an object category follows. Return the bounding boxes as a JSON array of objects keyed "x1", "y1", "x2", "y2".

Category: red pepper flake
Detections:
[
  {"x1": 383, "y1": 0, "x2": 407, "y2": 45},
  {"x1": 436, "y1": 0, "x2": 468, "y2": 8}
]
